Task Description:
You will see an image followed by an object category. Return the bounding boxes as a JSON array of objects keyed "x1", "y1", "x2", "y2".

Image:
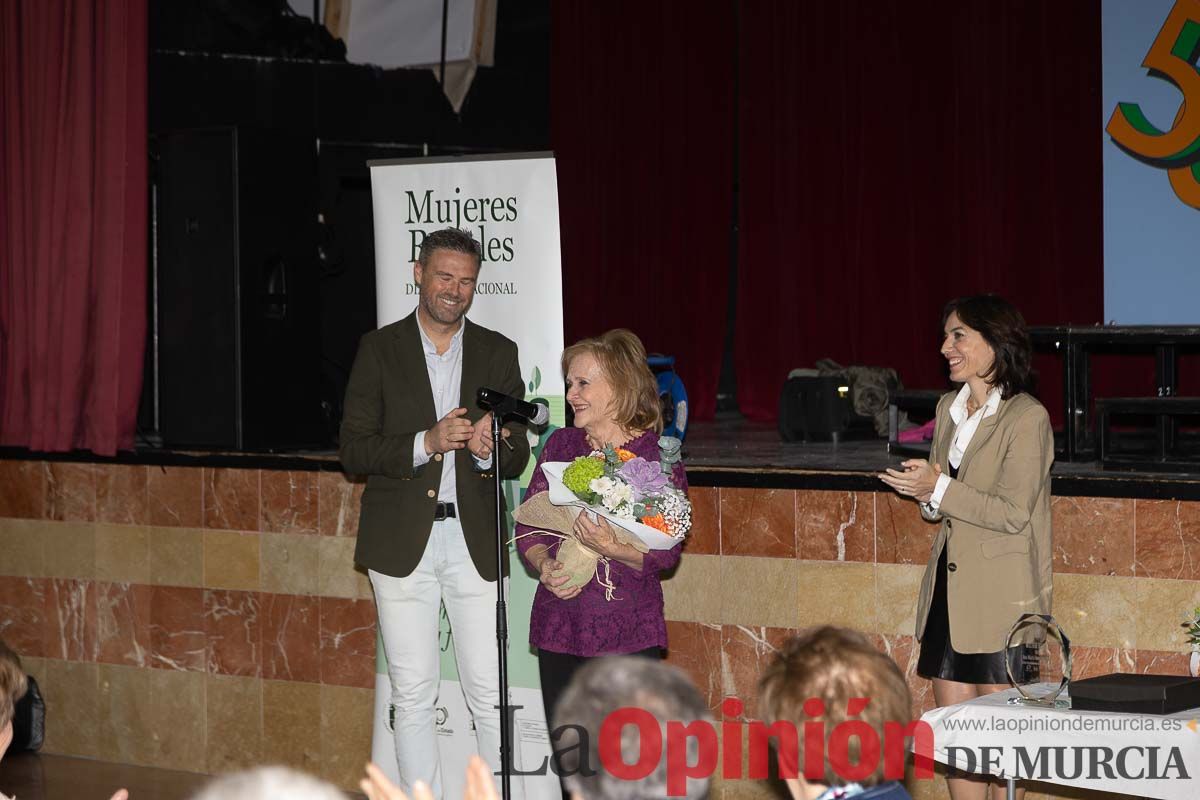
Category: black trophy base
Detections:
[{"x1": 1070, "y1": 673, "x2": 1200, "y2": 715}]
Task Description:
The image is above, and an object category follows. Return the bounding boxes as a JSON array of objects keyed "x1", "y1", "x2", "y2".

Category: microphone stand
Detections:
[{"x1": 490, "y1": 411, "x2": 513, "y2": 800}]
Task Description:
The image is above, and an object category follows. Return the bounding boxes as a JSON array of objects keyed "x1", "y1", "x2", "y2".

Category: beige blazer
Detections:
[{"x1": 914, "y1": 391, "x2": 1054, "y2": 654}]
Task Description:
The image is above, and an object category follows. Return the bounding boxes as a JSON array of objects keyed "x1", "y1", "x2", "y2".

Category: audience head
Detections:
[
  {"x1": 941, "y1": 294, "x2": 1033, "y2": 398},
  {"x1": 190, "y1": 766, "x2": 346, "y2": 800},
  {"x1": 0, "y1": 639, "x2": 28, "y2": 761},
  {"x1": 553, "y1": 655, "x2": 712, "y2": 800},
  {"x1": 758, "y1": 626, "x2": 911, "y2": 796},
  {"x1": 562, "y1": 329, "x2": 662, "y2": 437}
]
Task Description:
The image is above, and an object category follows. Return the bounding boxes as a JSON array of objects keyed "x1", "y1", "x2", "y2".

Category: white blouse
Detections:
[{"x1": 927, "y1": 384, "x2": 1002, "y2": 510}]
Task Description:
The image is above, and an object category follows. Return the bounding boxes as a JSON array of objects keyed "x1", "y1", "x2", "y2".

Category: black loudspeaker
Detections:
[
  {"x1": 150, "y1": 128, "x2": 325, "y2": 450},
  {"x1": 778, "y1": 375, "x2": 853, "y2": 443}
]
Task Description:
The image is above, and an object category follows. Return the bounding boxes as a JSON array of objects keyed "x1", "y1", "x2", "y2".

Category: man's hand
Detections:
[
  {"x1": 468, "y1": 412, "x2": 494, "y2": 460},
  {"x1": 424, "y1": 408, "x2": 472, "y2": 455},
  {"x1": 467, "y1": 413, "x2": 512, "y2": 461}
]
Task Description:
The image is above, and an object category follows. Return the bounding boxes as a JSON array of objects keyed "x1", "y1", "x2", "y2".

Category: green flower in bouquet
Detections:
[
  {"x1": 1182, "y1": 606, "x2": 1200, "y2": 649},
  {"x1": 562, "y1": 456, "x2": 605, "y2": 499}
]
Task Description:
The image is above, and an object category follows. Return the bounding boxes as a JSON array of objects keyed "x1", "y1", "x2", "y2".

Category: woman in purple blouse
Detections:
[{"x1": 516, "y1": 328, "x2": 687, "y2": 736}]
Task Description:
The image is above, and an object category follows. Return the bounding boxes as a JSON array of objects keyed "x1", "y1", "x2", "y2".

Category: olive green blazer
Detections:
[
  {"x1": 914, "y1": 391, "x2": 1054, "y2": 654},
  {"x1": 339, "y1": 313, "x2": 530, "y2": 581}
]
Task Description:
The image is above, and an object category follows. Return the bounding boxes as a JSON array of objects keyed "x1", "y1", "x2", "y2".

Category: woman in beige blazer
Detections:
[{"x1": 880, "y1": 295, "x2": 1053, "y2": 800}]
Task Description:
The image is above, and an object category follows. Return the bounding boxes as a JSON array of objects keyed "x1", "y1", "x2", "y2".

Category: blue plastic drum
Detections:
[{"x1": 647, "y1": 355, "x2": 688, "y2": 441}]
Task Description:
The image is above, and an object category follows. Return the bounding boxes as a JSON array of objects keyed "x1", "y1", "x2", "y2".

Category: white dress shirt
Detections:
[
  {"x1": 927, "y1": 384, "x2": 1002, "y2": 510},
  {"x1": 410, "y1": 316, "x2": 489, "y2": 504}
]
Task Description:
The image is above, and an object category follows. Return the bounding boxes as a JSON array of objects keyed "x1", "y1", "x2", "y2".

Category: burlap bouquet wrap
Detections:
[{"x1": 513, "y1": 492, "x2": 649, "y2": 599}]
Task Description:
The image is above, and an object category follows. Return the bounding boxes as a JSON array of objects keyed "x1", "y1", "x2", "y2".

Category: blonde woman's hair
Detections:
[
  {"x1": 0, "y1": 639, "x2": 27, "y2": 730},
  {"x1": 561, "y1": 329, "x2": 662, "y2": 434},
  {"x1": 758, "y1": 626, "x2": 912, "y2": 787}
]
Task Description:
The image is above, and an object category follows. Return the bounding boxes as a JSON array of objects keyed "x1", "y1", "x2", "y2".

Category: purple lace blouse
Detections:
[{"x1": 515, "y1": 427, "x2": 687, "y2": 657}]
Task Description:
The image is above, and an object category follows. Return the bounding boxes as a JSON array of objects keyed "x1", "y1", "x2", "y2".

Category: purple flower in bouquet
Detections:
[{"x1": 618, "y1": 456, "x2": 670, "y2": 499}]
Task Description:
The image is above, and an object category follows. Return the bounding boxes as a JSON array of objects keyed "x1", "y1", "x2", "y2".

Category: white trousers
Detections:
[{"x1": 369, "y1": 518, "x2": 511, "y2": 800}]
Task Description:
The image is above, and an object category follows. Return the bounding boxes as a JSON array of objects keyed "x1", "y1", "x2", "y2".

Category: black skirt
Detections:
[{"x1": 916, "y1": 542, "x2": 1031, "y2": 684}]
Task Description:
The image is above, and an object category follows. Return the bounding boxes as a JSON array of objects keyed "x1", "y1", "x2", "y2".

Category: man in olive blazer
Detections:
[
  {"x1": 339, "y1": 228, "x2": 530, "y2": 797},
  {"x1": 915, "y1": 391, "x2": 1054, "y2": 655},
  {"x1": 341, "y1": 310, "x2": 530, "y2": 581}
]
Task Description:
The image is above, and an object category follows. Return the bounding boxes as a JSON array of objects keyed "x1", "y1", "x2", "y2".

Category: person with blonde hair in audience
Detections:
[
  {"x1": 0, "y1": 640, "x2": 127, "y2": 800},
  {"x1": 0, "y1": 643, "x2": 27, "y2": 765},
  {"x1": 759, "y1": 626, "x2": 916, "y2": 800}
]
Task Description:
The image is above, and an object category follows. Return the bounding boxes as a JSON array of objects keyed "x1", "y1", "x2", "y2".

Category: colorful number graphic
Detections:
[{"x1": 1106, "y1": 0, "x2": 1200, "y2": 209}]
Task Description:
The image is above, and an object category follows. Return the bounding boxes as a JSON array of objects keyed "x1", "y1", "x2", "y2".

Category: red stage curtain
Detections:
[
  {"x1": 550, "y1": 1, "x2": 735, "y2": 421},
  {"x1": 0, "y1": 0, "x2": 147, "y2": 454},
  {"x1": 735, "y1": 0, "x2": 1103, "y2": 421}
]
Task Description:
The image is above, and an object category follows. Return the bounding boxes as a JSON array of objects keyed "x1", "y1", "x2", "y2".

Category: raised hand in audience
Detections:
[
  {"x1": 360, "y1": 757, "x2": 497, "y2": 800},
  {"x1": 463, "y1": 756, "x2": 499, "y2": 800},
  {"x1": 360, "y1": 762, "x2": 433, "y2": 800}
]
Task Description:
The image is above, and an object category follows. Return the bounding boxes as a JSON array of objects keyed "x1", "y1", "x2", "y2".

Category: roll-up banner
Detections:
[{"x1": 367, "y1": 153, "x2": 564, "y2": 799}]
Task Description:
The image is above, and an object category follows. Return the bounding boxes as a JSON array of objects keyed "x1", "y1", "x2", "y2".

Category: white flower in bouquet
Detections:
[
  {"x1": 549, "y1": 444, "x2": 694, "y2": 540},
  {"x1": 600, "y1": 481, "x2": 634, "y2": 515},
  {"x1": 658, "y1": 489, "x2": 692, "y2": 536}
]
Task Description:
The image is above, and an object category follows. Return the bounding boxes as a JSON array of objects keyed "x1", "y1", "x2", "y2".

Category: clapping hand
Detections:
[
  {"x1": 464, "y1": 756, "x2": 500, "y2": 800},
  {"x1": 878, "y1": 459, "x2": 940, "y2": 503},
  {"x1": 425, "y1": 408, "x2": 473, "y2": 455},
  {"x1": 358, "y1": 755, "x2": 497, "y2": 800},
  {"x1": 467, "y1": 413, "x2": 511, "y2": 461},
  {"x1": 360, "y1": 762, "x2": 433, "y2": 800}
]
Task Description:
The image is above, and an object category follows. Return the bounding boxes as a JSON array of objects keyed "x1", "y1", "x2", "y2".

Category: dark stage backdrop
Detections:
[
  {"x1": 550, "y1": 1, "x2": 736, "y2": 422},
  {"x1": 552, "y1": 1, "x2": 1109, "y2": 424},
  {"x1": 735, "y1": 0, "x2": 1104, "y2": 421},
  {"x1": 0, "y1": 0, "x2": 148, "y2": 454}
]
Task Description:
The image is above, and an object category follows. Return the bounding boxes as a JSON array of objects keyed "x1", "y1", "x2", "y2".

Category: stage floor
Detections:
[
  {"x1": 7, "y1": 411, "x2": 1199, "y2": 501},
  {"x1": 680, "y1": 412, "x2": 1200, "y2": 484},
  {"x1": 682, "y1": 413, "x2": 906, "y2": 473}
]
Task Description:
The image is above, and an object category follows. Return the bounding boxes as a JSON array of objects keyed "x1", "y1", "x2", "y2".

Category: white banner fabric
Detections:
[{"x1": 367, "y1": 153, "x2": 565, "y2": 799}]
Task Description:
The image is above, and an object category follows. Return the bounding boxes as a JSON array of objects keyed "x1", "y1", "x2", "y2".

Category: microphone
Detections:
[{"x1": 477, "y1": 387, "x2": 549, "y2": 425}]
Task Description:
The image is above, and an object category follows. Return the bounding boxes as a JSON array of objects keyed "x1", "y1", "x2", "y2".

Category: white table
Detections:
[{"x1": 919, "y1": 684, "x2": 1200, "y2": 800}]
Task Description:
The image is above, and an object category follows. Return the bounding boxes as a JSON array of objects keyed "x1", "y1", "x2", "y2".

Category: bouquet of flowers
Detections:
[
  {"x1": 555, "y1": 443, "x2": 691, "y2": 540},
  {"x1": 513, "y1": 436, "x2": 691, "y2": 598}
]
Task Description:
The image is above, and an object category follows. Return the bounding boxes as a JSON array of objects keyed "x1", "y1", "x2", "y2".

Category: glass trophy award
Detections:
[{"x1": 1005, "y1": 613, "x2": 1071, "y2": 708}]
